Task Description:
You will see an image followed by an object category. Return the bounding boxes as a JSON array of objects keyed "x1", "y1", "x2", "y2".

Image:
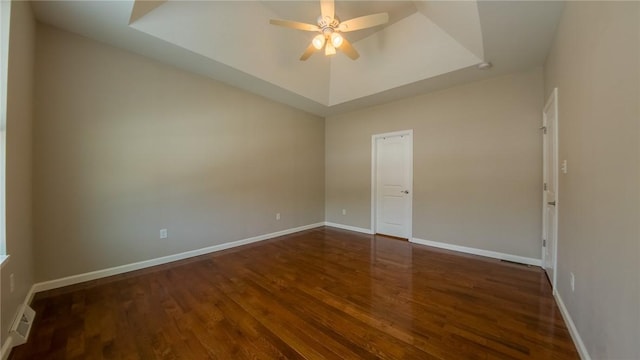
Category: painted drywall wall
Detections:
[
  {"x1": 543, "y1": 2, "x2": 640, "y2": 358},
  {"x1": 1, "y1": 0, "x2": 36, "y2": 345},
  {"x1": 33, "y1": 25, "x2": 325, "y2": 282},
  {"x1": 326, "y1": 69, "x2": 543, "y2": 259}
]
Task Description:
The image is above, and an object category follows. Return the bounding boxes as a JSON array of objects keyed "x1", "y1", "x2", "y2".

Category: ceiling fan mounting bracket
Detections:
[{"x1": 318, "y1": 15, "x2": 340, "y2": 30}]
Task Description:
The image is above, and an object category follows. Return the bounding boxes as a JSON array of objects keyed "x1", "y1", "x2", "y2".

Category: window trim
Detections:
[{"x1": 0, "y1": 0, "x2": 11, "y2": 261}]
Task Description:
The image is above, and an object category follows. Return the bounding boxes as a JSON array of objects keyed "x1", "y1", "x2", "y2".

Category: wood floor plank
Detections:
[{"x1": 10, "y1": 227, "x2": 579, "y2": 359}]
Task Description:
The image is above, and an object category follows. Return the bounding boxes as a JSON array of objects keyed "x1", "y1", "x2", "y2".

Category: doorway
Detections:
[
  {"x1": 371, "y1": 130, "x2": 413, "y2": 239},
  {"x1": 542, "y1": 88, "x2": 559, "y2": 288}
]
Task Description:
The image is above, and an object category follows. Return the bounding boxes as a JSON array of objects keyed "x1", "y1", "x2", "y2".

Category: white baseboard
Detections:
[
  {"x1": 32, "y1": 222, "x2": 324, "y2": 294},
  {"x1": 1, "y1": 284, "x2": 35, "y2": 360},
  {"x1": 554, "y1": 291, "x2": 591, "y2": 360},
  {"x1": 324, "y1": 222, "x2": 373, "y2": 235},
  {"x1": 0, "y1": 336, "x2": 12, "y2": 360},
  {"x1": 411, "y1": 237, "x2": 542, "y2": 266},
  {"x1": 23, "y1": 285, "x2": 36, "y2": 308}
]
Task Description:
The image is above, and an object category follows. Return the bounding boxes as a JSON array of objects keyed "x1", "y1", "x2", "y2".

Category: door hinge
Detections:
[
  {"x1": 543, "y1": 239, "x2": 546, "y2": 247},
  {"x1": 540, "y1": 126, "x2": 547, "y2": 134},
  {"x1": 543, "y1": 183, "x2": 548, "y2": 191}
]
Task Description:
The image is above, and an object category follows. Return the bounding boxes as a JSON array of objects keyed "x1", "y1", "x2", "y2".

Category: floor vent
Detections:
[{"x1": 10, "y1": 304, "x2": 36, "y2": 346}]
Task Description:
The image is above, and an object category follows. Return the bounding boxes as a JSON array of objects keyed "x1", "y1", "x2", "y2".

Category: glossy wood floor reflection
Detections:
[{"x1": 10, "y1": 227, "x2": 579, "y2": 359}]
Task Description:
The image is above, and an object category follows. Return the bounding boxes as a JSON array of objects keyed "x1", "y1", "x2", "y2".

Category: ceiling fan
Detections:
[{"x1": 269, "y1": 0, "x2": 389, "y2": 61}]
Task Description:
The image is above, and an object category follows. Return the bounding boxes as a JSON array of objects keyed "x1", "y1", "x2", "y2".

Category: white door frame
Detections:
[
  {"x1": 542, "y1": 88, "x2": 559, "y2": 291},
  {"x1": 371, "y1": 130, "x2": 413, "y2": 239}
]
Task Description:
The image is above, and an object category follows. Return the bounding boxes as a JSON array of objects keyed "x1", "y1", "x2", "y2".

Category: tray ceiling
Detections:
[{"x1": 31, "y1": 1, "x2": 565, "y2": 116}]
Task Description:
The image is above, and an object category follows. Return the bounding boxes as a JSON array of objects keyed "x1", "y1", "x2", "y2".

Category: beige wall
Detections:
[
  {"x1": 33, "y1": 25, "x2": 325, "y2": 282},
  {"x1": 326, "y1": 69, "x2": 543, "y2": 259},
  {"x1": 1, "y1": 0, "x2": 36, "y2": 345},
  {"x1": 10, "y1": 3, "x2": 639, "y2": 358},
  {"x1": 544, "y1": 2, "x2": 639, "y2": 358}
]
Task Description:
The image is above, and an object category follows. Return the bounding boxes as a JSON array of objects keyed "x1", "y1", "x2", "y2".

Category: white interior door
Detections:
[
  {"x1": 542, "y1": 88, "x2": 558, "y2": 287},
  {"x1": 373, "y1": 131, "x2": 412, "y2": 239}
]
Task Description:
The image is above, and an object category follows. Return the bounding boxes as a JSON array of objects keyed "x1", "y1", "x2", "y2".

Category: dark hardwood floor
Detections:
[{"x1": 10, "y1": 227, "x2": 579, "y2": 359}]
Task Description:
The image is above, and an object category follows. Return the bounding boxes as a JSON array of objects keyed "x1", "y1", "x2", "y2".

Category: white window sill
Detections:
[{"x1": 0, "y1": 255, "x2": 8, "y2": 269}]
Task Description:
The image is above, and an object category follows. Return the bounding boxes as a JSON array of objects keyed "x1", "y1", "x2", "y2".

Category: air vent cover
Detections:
[{"x1": 10, "y1": 304, "x2": 35, "y2": 346}]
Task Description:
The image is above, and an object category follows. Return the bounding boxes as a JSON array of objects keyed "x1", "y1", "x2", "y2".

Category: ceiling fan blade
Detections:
[
  {"x1": 325, "y1": 41, "x2": 336, "y2": 56},
  {"x1": 270, "y1": 19, "x2": 319, "y2": 32},
  {"x1": 338, "y1": 13, "x2": 389, "y2": 32},
  {"x1": 300, "y1": 43, "x2": 316, "y2": 61},
  {"x1": 340, "y1": 37, "x2": 359, "y2": 60},
  {"x1": 320, "y1": 0, "x2": 335, "y2": 20}
]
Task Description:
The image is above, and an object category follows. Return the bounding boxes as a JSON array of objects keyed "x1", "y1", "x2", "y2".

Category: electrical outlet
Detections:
[
  {"x1": 342, "y1": 209, "x2": 347, "y2": 215},
  {"x1": 570, "y1": 272, "x2": 575, "y2": 292},
  {"x1": 276, "y1": 213, "x2": 281, "y2": 220},
  {"x1": 561, "y1": 160, "x2": 568, "y2": 174},
  {"x1": 9, "y1": 273, "x2": 14, "y2": 293},
  {"x1": 160, "y1": 229, "x2": 168, "y2": 239}
]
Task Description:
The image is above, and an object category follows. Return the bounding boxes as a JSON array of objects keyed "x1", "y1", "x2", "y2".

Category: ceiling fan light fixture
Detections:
[
  {"x1": 269, "y1": 0, "x2": 388, "y2": 61},
  {"x1": 325, "y1": 42, "x2": 337, "y2": 56},
  {"x1": 312, "y1": 34, "x2": 326, "y2": 50},
  {"x1": 330, "y1": 33, "x2": 343, "y2": 48}
]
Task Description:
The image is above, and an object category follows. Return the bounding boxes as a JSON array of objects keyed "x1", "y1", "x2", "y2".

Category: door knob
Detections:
[
  {"x1": 401, "y1": 190, "x2": 409, "y2": 194},
  {"x1": 548, "y1": 201, "x2": 556, "y2": 206}
]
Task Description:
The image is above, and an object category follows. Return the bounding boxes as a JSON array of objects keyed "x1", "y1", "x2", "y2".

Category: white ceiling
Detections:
[{"x1": 31, "y1": 1, "x2": 565, "y2": 117}]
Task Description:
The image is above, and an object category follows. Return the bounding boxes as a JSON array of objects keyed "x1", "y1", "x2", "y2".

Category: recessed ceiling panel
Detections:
[
  {"x1": 129, "y1": 0, "x2": 165, "y2": 24},
  {"x1": 414, "y1": 0, "x2": 484, "y2": 59},
  {"x1": 130, "y1": 1, "x2": 331, "y2": 104},
  {"x1": 132, "y1": 1, "x2": 484, "y2": 107},
  {"x1": 30, "y1": 0, "x2": 564, "y2": 116},
  {"x1": 329, "y1": 12, "x2": 483, "y2": 105}
]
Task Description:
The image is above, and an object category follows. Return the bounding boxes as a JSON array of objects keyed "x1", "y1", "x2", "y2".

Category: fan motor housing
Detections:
[{"x1": 317, "y1": 15, "x2": 340, "y2": 30}]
